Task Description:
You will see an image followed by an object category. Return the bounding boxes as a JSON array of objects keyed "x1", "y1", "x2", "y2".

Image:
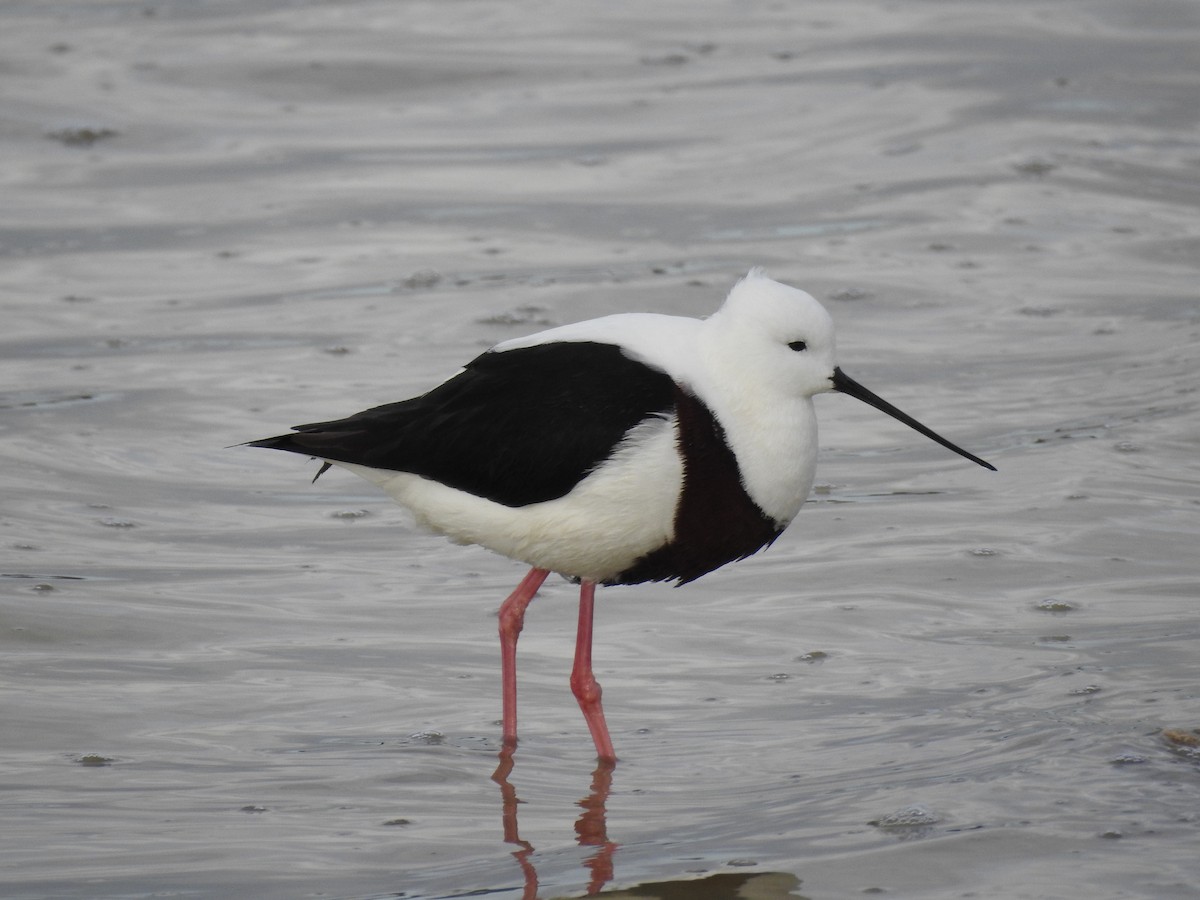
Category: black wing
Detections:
[{"x1": 246, "y1": 341, "x2": 678, "y2": 507}]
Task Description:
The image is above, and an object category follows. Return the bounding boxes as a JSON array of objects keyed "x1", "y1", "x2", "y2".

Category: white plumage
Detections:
[
  {"x1": 249, "y1": 269, "x2": 994, "y2": 761},
  {"x1": 337, "y1": 270, "x2": 834, "y2": 580}
]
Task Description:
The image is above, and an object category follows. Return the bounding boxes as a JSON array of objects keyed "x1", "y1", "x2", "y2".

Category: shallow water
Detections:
[{"x1": 3, "y1": 1, "x2": 1199, "y2": 898}]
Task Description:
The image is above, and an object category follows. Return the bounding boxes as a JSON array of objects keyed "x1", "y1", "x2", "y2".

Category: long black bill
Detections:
[{"x1": 831, "y1": 367, "x2": 996, "y2": 471}]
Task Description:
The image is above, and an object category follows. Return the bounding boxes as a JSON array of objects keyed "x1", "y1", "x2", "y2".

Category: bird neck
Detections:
[{"x1": 690, "y1": 379, "x2": 818, "y2": 526}]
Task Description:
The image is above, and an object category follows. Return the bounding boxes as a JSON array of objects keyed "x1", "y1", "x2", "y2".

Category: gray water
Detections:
[{"x1": 3, "y1": 1, "x2": 1199, "y2": 898}]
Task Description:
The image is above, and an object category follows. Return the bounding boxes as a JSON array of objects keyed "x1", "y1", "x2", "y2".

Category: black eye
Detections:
[{"x1": 788, "y1": 340, "x2": 807, "y2": 352}]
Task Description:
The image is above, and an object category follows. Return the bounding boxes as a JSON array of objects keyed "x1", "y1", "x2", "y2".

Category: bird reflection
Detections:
[
  {"x1": 574, "y1": 762, "x2": 617, "y2": 894},
  {"x1": 492, "y1": 749, "x2": 618, "y2": 897}
]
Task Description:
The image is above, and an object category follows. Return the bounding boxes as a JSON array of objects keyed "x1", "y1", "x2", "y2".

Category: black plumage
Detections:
[
  {"x1": 247, "y1": 341, "x2": 677, "y2": 509},
  {"x1": 608, "y1": 387, "x2": 783, "y2": 586}
]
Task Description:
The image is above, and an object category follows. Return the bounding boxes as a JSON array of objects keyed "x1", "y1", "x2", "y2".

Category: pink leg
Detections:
[
  {"x1": 570, "y1": 580, "x2": 617, "y2": 763},
  {"x1": 498, "y1": 567, "x2": 550, "y2": 750}
]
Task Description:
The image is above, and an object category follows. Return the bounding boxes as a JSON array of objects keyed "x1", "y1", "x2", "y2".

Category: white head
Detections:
[
  {"x1": 697, "y1": 269, "x2": 840, "y2": 406},
  {"x1": 696, "y1": 269, "x2": 995, "y2": 475}
]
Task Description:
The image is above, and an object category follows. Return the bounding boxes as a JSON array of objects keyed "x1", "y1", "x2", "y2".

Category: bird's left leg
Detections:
[
  {"x1": 498, "y1": 567, "x2": 550, "y2": 750},
  {"x1": 570, "y1": 580, "x2": 617, "y2": 763}
]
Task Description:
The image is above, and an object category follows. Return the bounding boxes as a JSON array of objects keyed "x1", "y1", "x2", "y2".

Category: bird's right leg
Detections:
[
  {"x1": 497, "y1": 567, "x2": 550, "y2": 750},
  {"x1": 570, "y1": 580, "x2": 617, "y2": 763}
]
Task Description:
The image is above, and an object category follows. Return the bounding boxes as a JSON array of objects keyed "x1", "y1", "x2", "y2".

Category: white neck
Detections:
[{"x1": 688, "y1": 331, "x2": 819, "y2": 524}]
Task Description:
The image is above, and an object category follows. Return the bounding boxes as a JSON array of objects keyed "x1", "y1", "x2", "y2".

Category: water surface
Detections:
[{"x1": 2, "y1": 1, "x2": 1199, "y2": 898}]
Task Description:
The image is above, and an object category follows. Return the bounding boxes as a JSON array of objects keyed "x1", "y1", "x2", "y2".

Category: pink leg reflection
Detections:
[
  {"x1": 492, "y1": 751, "x2": 618, "y2": 897},
  {"x1": 492, "y1": 748, "x2": 538, "y2": 900},
  {"x1": 576, "y1": 760, "x2": 618, "y2": 894}
]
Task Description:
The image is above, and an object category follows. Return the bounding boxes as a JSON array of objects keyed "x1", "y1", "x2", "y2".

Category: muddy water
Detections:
[{"x1": 2, "y1": 1, "x2": 1199, "y2": 898}]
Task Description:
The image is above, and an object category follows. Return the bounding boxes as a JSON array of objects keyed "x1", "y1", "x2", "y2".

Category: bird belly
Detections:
[{"x1": 333, "y1": 416, "x2": 682, "y2": 582}]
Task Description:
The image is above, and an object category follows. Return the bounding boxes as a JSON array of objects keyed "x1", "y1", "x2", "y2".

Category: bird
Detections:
[{"x1": 246, "y1": 269, "x2": 995, "y2": 762}]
